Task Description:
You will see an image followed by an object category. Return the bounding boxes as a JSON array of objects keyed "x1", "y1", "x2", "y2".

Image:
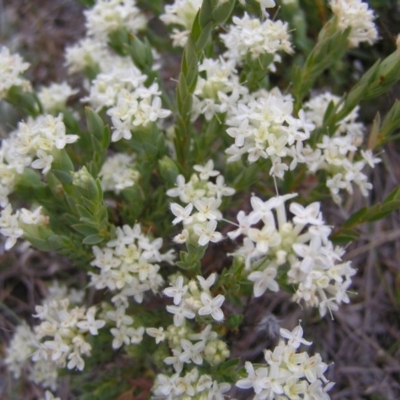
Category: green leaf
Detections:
[
  {"x1": 195, "y1": 21, "x2": 212, "y2": 53},
  {"x1": 214, "y1": 357, "x2": 240, "y2": 382},
  {"x1": 26, "y1": 237, "x2": 52, "y2": 251},
  {"x1": 340, "y1": 186, "x2": 400, "y2": 240},
  {"x1": 80, "y1": 197, "x2": 97, "y2": 212},
  {"x1": 379, "y1": 101, "x2": 400, "y2": 145},
  {"x1": 75, "y1": 204, "x2": 94, "y2": 219},
  {"x1": 226, "y1": 314, "x2": 243, "y2": 329},
  {"x1": 15, "y1": 168, "x2": 46, "y2": 189},
  {"x1": 211, "y1": 0, "x2": 236, "y2": 25},
  {"x1": 52, "y1": 169, "x2": 73, "y2": 185},
  {"x1": 365, "y1": 51, "x2": 400, "y2": 100},
  {"x1": 233, "y1": 163, "x2": 259, "y2": 190},
  {"x1": 75, "y1": 0, "x2": 95, "y2": 6},
  {"x1": 331, "y1": 228, "x2": 360, "y2": 244},
  {"x1": 384, "y1": 186, "x2": 400, "y2": 202},
  {"x1": 199, "y1": 0, "x2": 213, "y2": 27},
  {"x1": 79, "y1": 217, "x2": 97, "y2": 226},
  {"x1": 47, "y1": 235, "x2": 70, "y2": 251},
  {"x1": 82, "y1": 234, "x2": 104, "y2": 245},
  {"x1": 6, "y1": 85, "x2": 41, "y2": 116},
  {"x1": 107, "y1": 28, "x2": 130, "y2": 56},
  {"x1": 71, "y1": 224, "x2": 100, "y2": 236},
  {"x1": 52, "y1": 149, "x2": 74, "y2": 174},
  {"x1": 342, "y1": 207, "x2": 368, "y2": 228},
  {"x1": 176, "y1": 251, "x2": 200, "y2": 270},
  {"x1": 85, "y1": 107, "x2": 105, "y2": 142},
  {"x1": 182, "y1": 36, "x2": 199, "y2": 92}
]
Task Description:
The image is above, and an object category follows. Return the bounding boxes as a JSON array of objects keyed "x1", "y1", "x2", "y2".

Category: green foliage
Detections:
[
  {"x1": 2, "y1": 0, "x2": 400, "y2": 399},
  {"x1": 333, "y1": 187, "x2": 400, "y2": 244}
]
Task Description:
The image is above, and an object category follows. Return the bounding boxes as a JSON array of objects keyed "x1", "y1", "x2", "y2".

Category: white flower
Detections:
[
  {"x1": 221, "y1": 12, "x2": 292, "y2": 65},
  {"x1": 248, "y1": 225, "x2": 281, "y2": 254},
  {"x1": 193, "y1": 197, "x2": 222, "y2": 221},
  {"x1": 361, "y1": 149, "x2": 381, "y2": 168},
  {"x1": 257, "y1": 0, "x2": 276, "y2": 8},
  {"x1": 139, "y1": 96, "x2": 171, "y2": 122},
  {"x1": 197, "y1": 273, "x2": 217, "y2": 291},
  {"x1": 173, "y1": 229, "x2": 189, "y2": 244},
  {"x1": 0, "y1": 206, "x2": 23, "y2": 250},
  {"x1": 111, "y1": 117, "x2": 133, "y2": 142},
  {"x1": 248, "y1": 267, "x2": 279, "y2": 297},
  {"x1": 198, "y1": 292, "x2": 225, "y2": 321},
  {"x1": 43, "y1": 334, "x2": 70, "y2": 362},
  {"x1": 85, "y1": 0, "x2": 147, "y2": 40},
  {"x1": 130, "y1": 326, "x2": 144, "y2": 344},
  {"x1": 236, "y1": 361, "x2": 270, "y2": 394},
  {"x1": 76, "y1": 307, "x2": 105, "y2": 335},
  {"x1": 42, "y1": 391, "x2": 61, "y2": 400},
  {"x1": 330, "y1": 0, "x2": 378, "y2": 47},
  {"x1": 280, "y1": 324, "x2": 312, "y2": 349},
  {"x1": 194, "y1": 220, "x2": 223, "y2": 246},
  {"x1": 0, "y1": 46, "x2": 31, "y2": 100},
  {"x1": 146, "y1": 327, "x2": 166, "y2": 344},
  {"x1": 166, "y1": 304, "x2": 196, "y2": 326},
  {"x1": 179, "y1": 338, "x2": 205, "y2": 365},
  {"x1": 193, "y1": 160, "x2": 219, "y2": 180},
  {"x1": 19, "y1": 206, "x2": 46, "y2": 225},
  {"x1": 160, "y1": 0, "x2": 202, "y2": 47},
  {"x1": 67, "y1": 351, "x2": 85, "y2": 370},
  {"x1": 106, "y1": 306, "x2": 133, "y2": 328},
  {"x1": 31, "y1": 150, "x2": 54, "y2": 174},
  {"x1": 110, "y1": 325, "x2": 134, "y2": 349},
  {"x1": 38, "y1": 82, "x2": 78, "y2": 112},
  {"x1": 163, "y1": 275, "x2": 188, "y2": 305},
  {"x1": 170, "y1": 203, "x2": 193, "y2": 225},
  {"x1": 289, "y1": 202, "x2": 323, "y2": 226},
  {"x1": 166, "y1": 174, "x2": 186, "y2": 198}
]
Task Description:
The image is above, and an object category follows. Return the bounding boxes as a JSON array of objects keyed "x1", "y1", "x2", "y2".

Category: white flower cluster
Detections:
[
  {"x1": 224, "y1": 88, "x2": 315, "y2": 178},
  {"x1": 299, "y1": 92, "x2": 381, "y2": 203},
  {"x1": 65, "y1": 0, "x2": 148, "y2": 74},
  {"x1": 330, "y1": 0, "x2": 378, "y2": 47},
  {"x1": 150, "y1": 324, "x2": 230, "y2": 399},
  {"x1": 0, "y1": 114, "x2": 78, "y2": 195},
  {"x1": 0, "y1": 46, "x2": 31, "y2": 100},
  {"x1": 37, "y1": 82, "x2": 78, "y2": 113},
  {"x1": 153, "y1": 367, "x2": 231, "y2": 399},
  {"x1": 192, "y1": 57, "x2": 248, "y2": 121},
  {"x1": 108, "y1": 83, "x2": 171, "y2": 142},
  {"x1": 0, "y1": 204, "x2": 48, "y2": 250},
  {"x1": 99, "y1": 152, "x2": 140, "y2": 193},
  {"x1": 164, "y1": 272, "x2": 225, "y2": 325},
  {"x1": 106, "y1": 304, "x2": 145, "y2": 349},
  {"x1": 5, "y1": 322, "x2": 59, "y2": 390},
  {"x1": 220, "y1": 13, "x2": 293, "y2": 69},
  {"x1": 5, "y1": 283, "x2": 88, "y2": 389},
  {"x1": 32, "y1": 299, "x2": 105, "y2": 371},
  {"x1": 251, "y1": 0, "x2": 276, "y2": 16},
  {"x1": 5, "y1": 322, "x2": 37, "y2": 379},
  {"x1": 168, "y1": 160, "x2": 235, "y2": 245},
  {"x1": 160, "y1": 0, "x2": 202, "y2": 47},
  {"x1": 64, "y1": 4, "x2": 170, "y2": 143},
  {"x1": 236, "y1": 324, "x2": 333, "y2": 399},
  {"x1": 84, "y1": 0, "x2": 147, "y2": 40},
  {"x1": 42, "y1": 391, "x2": 61, "y2": 400},
  {"x1": 89, "y1": 223, "x2": 174, "y2": 308},
  {"x1": 229, "y1": 194, "x2": 356, "y2": 317},
  {"x1": 65, "y1": 37, "x2": 109, "y2": 73},
  {"x1": 82, "y1": 57, "x2": 147, "y2": 111}
]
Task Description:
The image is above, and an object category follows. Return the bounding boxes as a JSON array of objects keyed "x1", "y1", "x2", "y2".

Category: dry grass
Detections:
[{"x1": 1, "y1": 1, "x2": 400, "y2": 399}]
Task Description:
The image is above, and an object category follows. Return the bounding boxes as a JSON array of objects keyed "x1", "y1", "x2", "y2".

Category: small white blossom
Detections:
[{"x1": 198, "y1": 292, "x2": 225, "y2": 321}]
